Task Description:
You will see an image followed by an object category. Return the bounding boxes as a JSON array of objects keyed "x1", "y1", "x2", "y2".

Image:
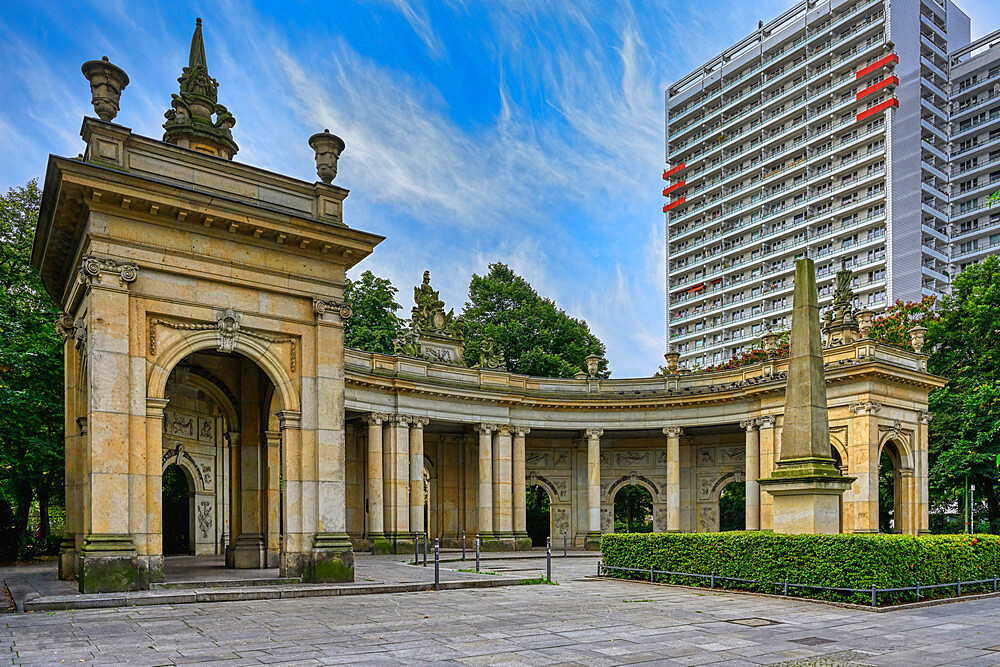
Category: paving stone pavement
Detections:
[{"x1": 4, "y1": 556, "x2": 1000, "y2": 666}]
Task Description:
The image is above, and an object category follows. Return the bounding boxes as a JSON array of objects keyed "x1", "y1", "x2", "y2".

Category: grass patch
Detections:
[
  {"x1": 520, "y1": 576, "x2": 558, "y2": 585},
  {"x1": 457, "y1": 568, "x2": 499, "y2": 575},
  {"x1": 622, "y1": 599, "x2": 653, "y2": 603}
]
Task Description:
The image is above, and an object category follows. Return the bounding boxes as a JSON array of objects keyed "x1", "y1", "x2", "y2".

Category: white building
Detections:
[
  {"x1": 948, "y1": 29, "x2": 1000, "y2": 273},
  {"x1": 664, "y1": 0, "x2": 973, "y2": 368}
]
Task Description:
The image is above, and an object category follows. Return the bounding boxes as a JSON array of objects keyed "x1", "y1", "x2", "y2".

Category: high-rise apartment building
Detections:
[
  {"x1": 948, "y1": 30, "x2": 1000, "y2": 273},
  {"x1": 663, "y1": 0, "x2": 972, "y2": 368}
]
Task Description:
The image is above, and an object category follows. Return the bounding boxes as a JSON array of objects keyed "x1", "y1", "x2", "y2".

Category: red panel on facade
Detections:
[
  {"x1": 663, "y1": 196, "x2": 686, "y2": 212},
  {"x1": 663, "y1": 162, "x2": 685, "y2": 179},
  {"x1": 856, "y1": 98, "x2": 899, "y2": 122},
  {"x1": 662, "y1": 180, "x2": 686, "y2": 196},
  {"x1": 855, "y1": 54, "x2": 898, "y2": 79},
  {"x1": 856, "y1": 75, "x2": 899, "y2": 100}
]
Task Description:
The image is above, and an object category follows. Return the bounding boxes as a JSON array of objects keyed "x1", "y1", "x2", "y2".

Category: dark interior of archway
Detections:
[
  {"x1": 163, "y1": 464, "x2": 191, "y2": 555},
  {"x1": 526, "y1": 485, "x2": 550, "y2": 546},
  {"x1": 880, "y1": 447, "x2": 897, "y2": 533},
  {"x1": 720, "y1": 482, "x2": 746, "y2": 531},
  {"x1": 614, "y1": 485, "x2": 653, "y2": 533}
]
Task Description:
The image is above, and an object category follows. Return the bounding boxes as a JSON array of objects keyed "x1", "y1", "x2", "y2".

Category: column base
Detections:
[
  {"x1": 584, "y1": 532, "x2": 602, "y2": 551},
  {"x1": 138, "y1": 554, "x2": 164, "y2": 587},
  {"x1": 367, "y1": 532, "x2": 394, "y2": 554},
  {"x1": 228, "y1": 532, "x2": 267, "y2": 568},
  {"x1": 77, "y1": 534, "x2": 140, "y2": 593},
  {"x1": 760, "y1": 463, "x2": 853, "y2": 535},
  {"x1": 308, "y1": 533, "x2": 355, "y2": 583},
  {"x1": 385, "y1": 532, "x2": 416, "y2": 555},
  {"x1": 514, "y1": 531, "x2": 532, "y2": 551},
  {"x1": 58, "y1": 537, "x2": 76, "y2": 581}
]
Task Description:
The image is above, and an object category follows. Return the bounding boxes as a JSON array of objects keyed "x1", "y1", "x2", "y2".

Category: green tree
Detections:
[
  {"x1": 461, "y1": 263, "x2": 608, "y2": 378},
  {"x1": 719, "y1": 482, "x2": 746, "y2": 531},
  {"x1": 613, "y1": 485, "x2": 653, "y2": 533},
  {"x1": 927, "y1": 255, "x2": 1000, "y2": 532},
  {"x1": 868, "y1": 295, "x2": 937, "y2": 348},
  {"x1": 343, "y1": 270, "x2": 403, "y2": 355},
  {"x1": 0, "y1": 180, "x2": 64, "y2": 555}
]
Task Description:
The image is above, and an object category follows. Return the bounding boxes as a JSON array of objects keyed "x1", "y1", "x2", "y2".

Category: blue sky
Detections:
[{"x1": 2, "y1": 1, "x2": 995, "y2": 377}]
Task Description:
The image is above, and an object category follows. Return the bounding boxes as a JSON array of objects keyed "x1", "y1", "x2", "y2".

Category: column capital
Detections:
[
  {"x1": 918, "y1": 410, "x2": 934, "y2": 424},
  {"x1": 361, "y1": 411, "x2": 389, "y2": 426},
  {"x1": 585, "y1": 427, "x2": 603, "y2": 439},
  {"x1": 277, "y1": 410, "x2": 302, "y2": 430},
  {"x1": 145, "y1": 397, "x2": 170, "y2": 418},
  {"x1": 512, "y1": 425, "x2": 531, "y2": 437},
  {"x1": 388, "y1": 413, "x2": 412, "y2": 425},
  {"x1": 78, "y1": 254, "x2": 139, "y2": 289},
  {"x1": 476, "y1": 422, "x2": 497, "y2": 434},
  {"x1": 225, "y1": 431, "x2": 241, "y2": 447},
  {"x1": 264, "y1": 430, "x2": 281, "y2": 447},
  {"x1": 409, "y1": 416, "x2": 430, "y2": 429},
  {"x1": 739, "y1": 419, "x2": 757, "y2": 432},
  {"x1": 662, "y1": 425, "x2": 682, "y2": 438},
  {"x1": 849, "y1": 400, "x2": 882, "y2": 415},
  {"x1": 755, "y1": 415, "x2": 776, "y2": 429},
  {"x1": 312, "y1": 298, "x2": 352, "y2": 323}
]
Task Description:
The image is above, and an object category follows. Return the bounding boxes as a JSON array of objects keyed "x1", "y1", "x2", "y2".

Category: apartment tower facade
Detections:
[{"x1": 664, "y1": 0, "x2": 971, "y2": 367}]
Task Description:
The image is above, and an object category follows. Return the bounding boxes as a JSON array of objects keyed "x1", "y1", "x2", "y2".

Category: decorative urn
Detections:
[
  {"x1": 308, "y1": 129, "x2": 346, "y2": 184},
  {"x1": 81, "y1": 56, "x2": 129, "y2": 122}
]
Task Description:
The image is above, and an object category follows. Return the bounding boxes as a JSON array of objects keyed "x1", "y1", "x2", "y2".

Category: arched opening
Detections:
[
  {"x1": 880, "y1": 440, "x2": 903, "y2": 533},
  {"x1": 162, "y1": 464, "x2": 192, "y2": 555},
  {"x1": 719, "y1": 481, "x2": 746, "y2": 531},
  {"x1": 526, "y1": 485, "x2": 551, "y2": 546},
  {"x1": 614, "y1": 484, "x2": 653, "y2": 533}
]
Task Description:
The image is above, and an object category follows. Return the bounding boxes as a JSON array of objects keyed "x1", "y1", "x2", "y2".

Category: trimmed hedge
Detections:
[{"x1": 601, "y1": 532, "x2": 1000, "y2": 605}]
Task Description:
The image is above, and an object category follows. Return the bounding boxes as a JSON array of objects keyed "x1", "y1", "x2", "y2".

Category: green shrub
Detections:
[{"x1": 601, "y1": 532, "x2": 1000, "y2": 605}]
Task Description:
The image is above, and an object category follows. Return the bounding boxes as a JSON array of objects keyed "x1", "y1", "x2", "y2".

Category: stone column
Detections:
[
  {"x1": 476, "y1": 423, "x2": 496, "y2": 544},
  {"x1": 143, "y1": 397, "x2": 169, "y2": 584},
  {"x1": 231, "y1": 358, "x2": 266, "y2": 569},
  {"x1": 409, "y1": 417, "x2": 429, "y2": 537},
  {"x1": 57, "y1": 321, "x2": 80, "y2": 581},
  {"x1": 385, "y1": 414, "x2": 412, "y2": 548},
  {"x1": 362, "y1": 413, "x2": 389, "y2": 552},
  {"x1": 492, "y1": 426, "x2": 514, "y2": 546},
  {"x1": 512, "y1": 426, "x2": 531, "y2": 549},
  {"x1": 226, "y1": 431, "x2": 242, "y2": 566},
  {"x1": 277, "y1": 411, "x2": 305, "y2": 575},
  {"x1": 741, "y1": 420, "x2": 760, "y2": 530},
  {"x1": 848, "y1": 401, "x2": 881, "y2": 533},
  {"x1": 78, "y1": 262, "x2": 140, "y2": 593},
  {"x1": 756, "y1": 416, "x2": 776, "y2": 530},
  {"x1": 311, "y1": 300, "x2": 353, "y2": 581},
  {"x1": 663, "y1": 426, "x2": 682, "y2": 532},
  {"x1": 585, "y1": 428, "x2": 603, "y2": 550},
  {"x1": 917, "y1": 410, "x2": 933, "y2": 533},
  {"x1": 264, "y1": 430, "x2": 281, "y2": 567}
]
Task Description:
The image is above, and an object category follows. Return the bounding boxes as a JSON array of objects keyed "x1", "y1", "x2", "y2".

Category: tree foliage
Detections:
[
  {"x1": 927, "y1": 256, "x2": 1000, "y2": 532},
  {"x1": 868, "y1": 295, "x2": 937, "y2": 348},
  {"x1": 461, "y1": 263, "x2": 608, "y2": 378},
  {"x1": 613, "y1": 485, "x2": 653, "y2": 533},
  {"x1": 343, "y1": 270, "x2": 403, "y2": 355},
  {"x1": 0, "y1": 180, "x2": 64, "y2": 559}
]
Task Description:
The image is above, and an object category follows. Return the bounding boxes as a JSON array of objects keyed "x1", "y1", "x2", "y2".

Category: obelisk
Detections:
[{"x1": 759, "y1": 258, "x2": 854, "y2": 534}]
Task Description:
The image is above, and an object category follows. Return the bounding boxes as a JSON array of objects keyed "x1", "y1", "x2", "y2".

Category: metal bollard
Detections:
[
  {"x1": 462, "y1": 530, "x2": 466, "y2": 561},
  {"x1": 563, "y1": 530, "x2": 567, "y2": 558},
  {"x1": 957, "y1": 580, "x2": 962, "y2": 597},
  {"x1": 414, "y1": 532, "x2": 419, "y2": 565},
  {"x1": 423, "y1": 532, "x2": 428, "y2": 566},
  {"x1": 475, "y1": 536, "x2": 480, "y2": 572},
  {"x1": 434, "y1": 538, "x2": 440, "y2": 591},
  {"x1": 994, "y1": 574, "x2": 997, "y2": 593},
  {"x1": 783, "y1": 579, "x2": 788, "y2": 596},
  {"x1": 546, "y1": 536, "x2": 552, "y2": 582},
  {"x1": 650, "y1": 564, "x2": 654, "y2": 583},
  {"x1": 871, "y1": 584, "x2": 877, "y2": 607},
  {"x1": 597, "y1": 560, "x2": 602, "y2": 576},
  {"x1": 915, "y1": 581, "x2": 921, "y2": 600},
  {"x1": 710, "y1": 571, "x2": 715, "y2": 590}
]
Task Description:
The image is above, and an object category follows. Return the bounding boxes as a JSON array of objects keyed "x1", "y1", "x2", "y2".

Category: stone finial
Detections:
[
  {"x1": 663, "y1": 348, "x2": 680, "y2": 374},
  {"x1": 855, "y1": 308, "x2": 875, "y2": 338},
  {"x1": 908, "y1": 325, "x2": 928, "y2": 354},
  {"x1": 162, "y1": 18, "x2": 239, "y2": 159},
  {"x1": 585, "y1": 354, "x2": 601, "y2": 378},
  {"x1": 81, "y1": 56, "x2": 129, "y2": 122},
  {"x1": 308, "y1": 129, "x2": 346, "y2": 184},
  {"x1": 761, "y1": 327, "x2": 781, "y2": 358}
]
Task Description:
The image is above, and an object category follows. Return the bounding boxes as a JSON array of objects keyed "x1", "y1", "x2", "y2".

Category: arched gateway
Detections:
[{"x1": 33, "y1": 21, "x2": 945, "y2": 593}]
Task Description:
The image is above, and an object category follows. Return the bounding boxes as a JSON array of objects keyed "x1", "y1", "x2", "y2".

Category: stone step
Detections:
[{"x1": 151, "y1": 576, "x2": 301, "y2": 589}]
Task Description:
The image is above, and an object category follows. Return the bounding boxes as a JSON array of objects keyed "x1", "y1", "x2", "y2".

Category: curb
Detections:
[{"x1": 22, "y1": 576, "x2": 532, "y2": 612}]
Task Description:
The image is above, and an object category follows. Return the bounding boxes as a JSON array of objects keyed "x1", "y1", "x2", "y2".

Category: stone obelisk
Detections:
[{"x1": 759, "y1": 258, "x2": 854, "y2": 534}]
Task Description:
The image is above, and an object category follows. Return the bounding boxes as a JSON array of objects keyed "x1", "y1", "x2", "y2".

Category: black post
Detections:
[
  {"x1": 462, "y1": 530, "x2": 466, "y2": 561},
  {"x1": 475, "y1": 535, "x2": 480, "y2": 572},
  {"x1": 563, "y1": 530, "x2": 567, "y2": 557},
  {"x1": 546, "y1": 536, "x2": 551, "y2": 582},
  {"x1": 414, "y1": 532, "x2": 419, "y2": 565},
  {"x1": 434, "y1": 538, "x2": 440, "y2": 591},
  {"x1": 423, "y1": 532, "x2": 428, "y2": 566}
]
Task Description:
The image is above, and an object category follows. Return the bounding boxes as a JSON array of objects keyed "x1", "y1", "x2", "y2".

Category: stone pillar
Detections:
[
  {"x1": 231, "y1": 359, "x2": 266, "y2": 568},
  {"x1": 917, "y1": 410, "x2": 933, "y2": 533},
  {"x1": 57, "y1": 322, "x2": 81, "y2": 581},
  {"x1": 362, "y1": 412, "x2": 390, "y2": 552},
  {"x1": 310, "y1": 300, "x2": 353, "y2": 582},
  {"x1": 663, "y1": 426, "x2": 682, "y2": 532},
  {"x1": 264, "y1": 430, "x2": 281, "y2": 567},
  {"x1": 409, "y1": 417, "x2": 429, "y2": 537},
  {"x1": 277, "y1": 411, "x2": 305, "y2": 575},
  {"x1": 226, "y1": 431, "x2": 242, "y2": 566},
  {"x1": 385, "y1": 414, "x2": 412, "y2": 549},
  {"x1": 742, "y1": 420, "x2": 760, "y2": 530},
  {"x1": 585, "y1": 428, "x2": 603, "y2": 550},
  {"x1": 492, "y1": 426, "x2": 514, "y2": 547},
  {"x1": 476, "y1": 423, "x2": 496, "y2": 544},
  {"x1": 143, "y1": 397, "x2": 169, "y2": 583},
  {"x1": 512, "y1": 426, "x2": 531, "y2": 550},
  {"x1": 757, "y1": 416, "x2": 776, "y2": 529},
  {"x1": 848, "y1": 401, "x2": 881, "y2": 533},
  {"x1": 78, "y1": 264, "x2": 140, "y2": 593}
]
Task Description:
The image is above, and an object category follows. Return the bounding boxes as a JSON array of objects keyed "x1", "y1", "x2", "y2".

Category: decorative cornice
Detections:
[
  {"x1": 662, "y1": 426, "x2": 683, "y2": 438},
  {"x1": 849, "y1": 400, "x2": 882, "y2": 415},
  {"x1": 78, "y1": 255, "x2": 138, "y2": 288},
  {"x1": 585, "y1": 427, "x2": 604, "y2": 439}
]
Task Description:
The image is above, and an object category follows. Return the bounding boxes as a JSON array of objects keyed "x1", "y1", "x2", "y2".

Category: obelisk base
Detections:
[{"x1": 760, "y1": 458, "x2": 854, "y2": 534}]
